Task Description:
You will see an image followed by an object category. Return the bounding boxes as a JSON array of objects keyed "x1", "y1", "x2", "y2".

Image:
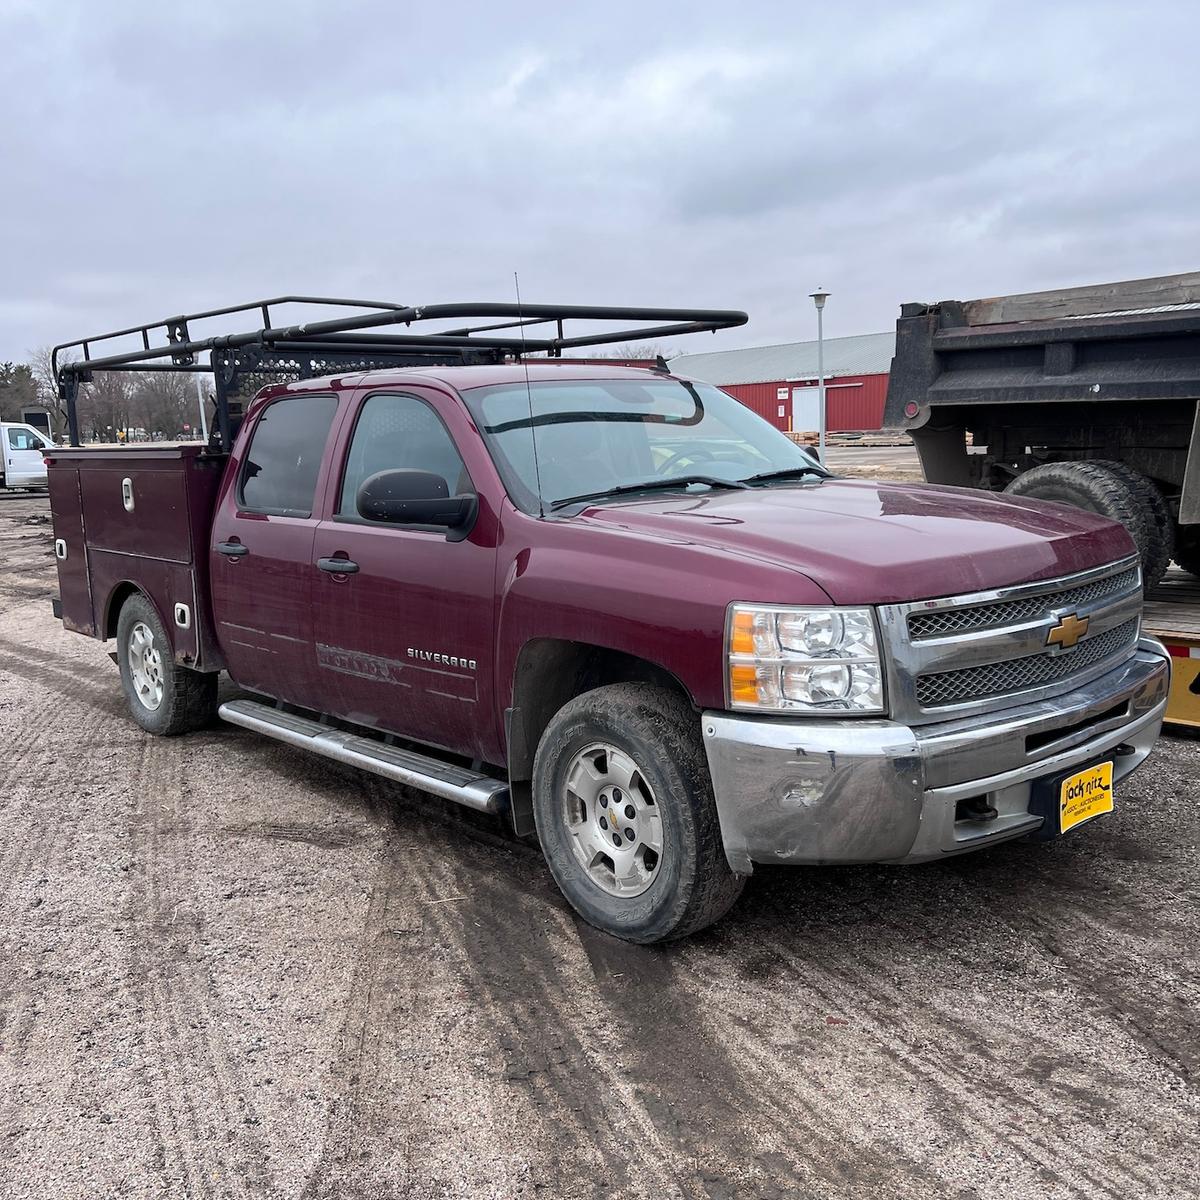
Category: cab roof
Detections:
[{"x1": 258, "y1": 360, "x2": 686, "y2": 400}]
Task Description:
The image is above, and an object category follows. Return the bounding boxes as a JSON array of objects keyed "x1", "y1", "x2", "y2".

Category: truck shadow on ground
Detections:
[
  {"x1": 204, "y1": 721, "x2": 1199, "y2": 1197},
  {"x1": 233, "y1": 713, "x2": 1172, "y2": 967}
]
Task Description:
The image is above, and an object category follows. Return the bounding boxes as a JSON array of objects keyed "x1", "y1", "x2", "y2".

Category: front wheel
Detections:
[
  {"x1": 532, "y1": 683, "x2": 744, "y2": 943},
  {"x1": 116, "y1": 593, "x2": 217, "y2": 735}
]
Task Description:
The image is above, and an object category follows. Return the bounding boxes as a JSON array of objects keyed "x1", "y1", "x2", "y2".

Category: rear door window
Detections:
[{"x1": 238, "y1": 394, "x2": 338, "y2": 517}]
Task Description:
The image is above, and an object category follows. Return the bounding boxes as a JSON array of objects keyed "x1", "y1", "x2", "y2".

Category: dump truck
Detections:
[{"x1": 886, "y1": 270, "x2": 1200, "y2": 727}]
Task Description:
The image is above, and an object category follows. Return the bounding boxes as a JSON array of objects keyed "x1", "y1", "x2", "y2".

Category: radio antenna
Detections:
[{"x1": 514, "y1": 271, "x2": 546, "y2": 517}]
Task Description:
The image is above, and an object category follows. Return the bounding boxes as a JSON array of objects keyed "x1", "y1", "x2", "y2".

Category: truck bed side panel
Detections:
[
  {"x1": 47, "y1": 447, "x2": 227, "y2": 671},
  {"x1": 79, "y1": 464, "x2": 192, "y2": 562},
  {"x1": 47, "y1": 465, "x2": 93, "y2": 635},
  {"x1": 88, "y1": 549, "x2": 204, "y2": 665}
]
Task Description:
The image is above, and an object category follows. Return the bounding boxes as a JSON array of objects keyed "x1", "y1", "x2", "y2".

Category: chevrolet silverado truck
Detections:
[{"x1": 46, "y1": 297, "x2": 1171, "y2": 942}]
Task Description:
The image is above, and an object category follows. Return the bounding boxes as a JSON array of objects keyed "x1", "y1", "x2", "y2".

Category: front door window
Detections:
[{"x1": 337, "y1": 392, "x2": 470, "y2": 520}]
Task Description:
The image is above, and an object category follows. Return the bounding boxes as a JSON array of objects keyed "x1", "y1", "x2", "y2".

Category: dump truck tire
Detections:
[
  {"x1": 1005, "y1": 462, "x2": 1156, "y2": 586},
  {"x1": 1096, "y1": 462, "x2": 1173, "y2": 589}
]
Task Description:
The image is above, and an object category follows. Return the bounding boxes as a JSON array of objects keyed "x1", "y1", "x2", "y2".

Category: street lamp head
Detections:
[{"x1": 809, "y1": 288, "x2": 830, "y2": 311}]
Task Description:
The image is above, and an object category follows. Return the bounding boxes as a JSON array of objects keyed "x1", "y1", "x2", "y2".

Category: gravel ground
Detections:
[{"x1": 0, "y1": 485, "x2": 1198, "y2": 1200}]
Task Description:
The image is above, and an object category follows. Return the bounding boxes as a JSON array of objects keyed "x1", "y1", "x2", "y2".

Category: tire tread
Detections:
[
  {"x1": 1094, "y1": 461, "x2": 1173, "y2": 589},
  {"x1": 532, "y1": 683, "x2": 743, "y2": 943},
  {"x1": 1005, "y1": 461, "x2": 1153, "y2": 583},
  {"x1": 117, "y1": 593, "x2": 217, "y2": 736}
]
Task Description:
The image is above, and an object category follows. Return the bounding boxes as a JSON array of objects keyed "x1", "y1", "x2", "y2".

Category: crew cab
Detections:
[{"x1": 45, "y1": 298, "x2": 1171, "y2": 942}]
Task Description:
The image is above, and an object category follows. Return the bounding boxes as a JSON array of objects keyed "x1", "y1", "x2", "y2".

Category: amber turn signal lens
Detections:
[
  {"x1": 729, "y1": 664, "x2": 759, "y2": 704},
  {"x1": 729, "y1": 610, "x2": 756, "y2": 656}
]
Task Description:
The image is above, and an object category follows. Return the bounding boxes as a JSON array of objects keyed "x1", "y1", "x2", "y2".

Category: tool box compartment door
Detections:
[{"x1": 47, "y1": 465, "x2": 94, "y2": 635}]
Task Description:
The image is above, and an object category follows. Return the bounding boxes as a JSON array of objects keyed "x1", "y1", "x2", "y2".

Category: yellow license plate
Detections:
[{"x1": 1058, "y1": 762, "x2": 1114, "y2": 833}]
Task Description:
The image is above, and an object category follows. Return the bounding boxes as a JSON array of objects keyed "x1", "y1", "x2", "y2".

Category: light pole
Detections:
[
  {"x1": 195, "y1": 374, "x2": 209, "y2": 444},
  {"x1": 809, "y1": 288, "x2": 829, "y2": 464}
]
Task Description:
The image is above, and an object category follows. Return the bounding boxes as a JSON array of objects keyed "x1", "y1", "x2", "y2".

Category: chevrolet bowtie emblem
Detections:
[{"x1": 1047, "y1": 612, "x2": 1089, "y2": 650}]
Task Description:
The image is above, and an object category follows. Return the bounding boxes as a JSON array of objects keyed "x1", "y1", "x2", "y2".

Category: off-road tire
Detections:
[
  {"x1": 532, "y1": 683, "x2": 744, "y2": 943},
  {"x1": 1175, "y1": 523, "x2": 1200, "y2": 578},
  {"x1": 1096, "y1": 461, "x2": 1173, "y2": 589},
  {"x1": 1005, "y1": 462, "x2": 1153, "y2": 582},
  {"x1": 116, "y1": 592, "x2": 217, "y2": 735}
]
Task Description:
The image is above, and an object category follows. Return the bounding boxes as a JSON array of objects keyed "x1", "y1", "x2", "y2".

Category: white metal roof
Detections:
[{"x1": 670, "y1": 330, "x2": 895, "y2": 385}]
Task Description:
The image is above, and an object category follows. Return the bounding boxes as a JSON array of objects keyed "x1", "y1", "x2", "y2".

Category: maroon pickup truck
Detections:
[{"x1": 46, "y1": 298, "x2": 1171, "y2": 941}]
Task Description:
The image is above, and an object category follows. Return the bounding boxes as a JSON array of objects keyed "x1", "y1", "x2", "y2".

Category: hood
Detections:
[{"x1": 572, "y1": 479, "x2": 1136, "y2": 604}]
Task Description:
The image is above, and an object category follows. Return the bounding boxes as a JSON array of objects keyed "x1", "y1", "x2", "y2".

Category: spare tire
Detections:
[{"x1": 1004, "y1": 462, "x2": 1155, "y2": 584}]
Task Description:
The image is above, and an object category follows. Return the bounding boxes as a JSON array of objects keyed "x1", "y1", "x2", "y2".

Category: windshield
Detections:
[{"x1": 462, "y1": 378, "x2": 824, "y2": 513}]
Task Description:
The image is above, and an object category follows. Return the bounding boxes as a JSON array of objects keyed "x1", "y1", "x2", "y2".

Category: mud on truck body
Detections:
[
  {"x1": 45, "y1": 295, "x2": 1170, "y2": 943},
  {"x1": 886, "y1": 270, "x2": 1200, "y2": 726}
]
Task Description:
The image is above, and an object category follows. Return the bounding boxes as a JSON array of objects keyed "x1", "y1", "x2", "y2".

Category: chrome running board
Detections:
[{"x1": 218, "y1": 698, "x2": 508, "y2": 815}]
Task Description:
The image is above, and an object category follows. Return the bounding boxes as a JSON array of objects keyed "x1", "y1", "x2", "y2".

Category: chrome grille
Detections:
[
  {"x1": 908, "y1": 566, "x2": 1140, "y2": 639},
  {"x1": 915, "y1": 617, "x2": 1141, "y2": 707},
  {"x1": 878, "y1": 556, "x2": 1144, "y2": 723}
]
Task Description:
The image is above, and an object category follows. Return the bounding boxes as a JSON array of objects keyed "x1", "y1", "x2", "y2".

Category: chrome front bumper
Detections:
[{"x1": 701, "y1": 639, "x2": 1170, "y2": 874}]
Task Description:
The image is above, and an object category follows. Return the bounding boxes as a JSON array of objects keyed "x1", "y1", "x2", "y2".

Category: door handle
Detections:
[
  {"x1": 317, "y1": 556, "x2": 359, "y2": 575},
  {"x1": 217, "y1": 540, "x2": 249, "y2": 558}
]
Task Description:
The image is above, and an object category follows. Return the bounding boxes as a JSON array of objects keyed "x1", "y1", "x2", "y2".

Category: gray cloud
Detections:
[{"x1": 2, "y1": 0, "x2": 1197, "y2": 364}]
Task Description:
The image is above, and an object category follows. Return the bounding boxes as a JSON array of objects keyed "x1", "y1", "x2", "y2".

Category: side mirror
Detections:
[{"x1": 356, "y1": 468, "x2": 477, "y2": 538}]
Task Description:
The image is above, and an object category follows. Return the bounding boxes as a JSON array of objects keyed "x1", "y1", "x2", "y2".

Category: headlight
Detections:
[{"x1": 727, "y1": 604, "x2": 885, "y2": 714}]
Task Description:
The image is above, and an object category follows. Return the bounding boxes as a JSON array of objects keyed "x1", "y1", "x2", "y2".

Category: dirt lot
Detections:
[{"x1": 1, "y1": 484, "x2": 1198, "y2": 1200}]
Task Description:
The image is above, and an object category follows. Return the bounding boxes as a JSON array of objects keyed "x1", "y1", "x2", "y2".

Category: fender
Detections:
[{"x1": 493, "y1": 506, "x2": 833, "y2": 726}]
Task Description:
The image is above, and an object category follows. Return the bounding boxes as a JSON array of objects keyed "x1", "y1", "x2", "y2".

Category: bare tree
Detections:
[
  {"x1": 129, "y1": 371, "x2": 193, "y2": 438},
  {"x1": 29, "y1": 345, "x2": 70, "y2": 435},
  {"x1": 519, "y1": 340, "x2": 679, "y2": 363},
  {"x1": 29, "y1": 354, "x2": 197, "y2": 442},
  {"x1": 77, "y1": 372, "x2": 135, "y2": 443},
  {"x1": 587, "y1": 341, "x2": 678, "y2": 361}
]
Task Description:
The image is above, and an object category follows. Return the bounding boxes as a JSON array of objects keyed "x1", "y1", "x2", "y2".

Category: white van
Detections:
[{"x1": 1, "y1": 422, "x2": 54, "y2": 489}]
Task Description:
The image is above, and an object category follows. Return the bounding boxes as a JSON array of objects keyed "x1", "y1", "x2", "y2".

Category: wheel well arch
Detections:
[
  {"x1": 102, "y1": 581, "x2": 170, "y2": 645},
  {"x1": 505, "y1": 638, "x2": 693, "y2": 786}
]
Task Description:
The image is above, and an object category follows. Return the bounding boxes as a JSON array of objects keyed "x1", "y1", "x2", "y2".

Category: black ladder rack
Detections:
[{"x1": 52, "y1": 295, "x2": 748, "y2": 450}]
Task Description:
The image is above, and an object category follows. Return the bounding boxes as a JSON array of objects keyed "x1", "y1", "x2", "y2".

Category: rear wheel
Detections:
[
  {"x1": 532, "y1": 683, "x2": 743, "y2": 943},
  {"x1": 116, "y1": 593, "x2": 217, "y2": 735},
  {"x1": 1098, "y1": 462, "x2": 1173, "y2": 589},
  {"x1": 1004, "y1": 462, "x2": 1158, "y2": 586}
]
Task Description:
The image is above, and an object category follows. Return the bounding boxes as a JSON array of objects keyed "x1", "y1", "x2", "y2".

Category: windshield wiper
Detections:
[
  {"x1": 549, "y1": 474, "x2": 749, "y2": 511},
  {"x1": 742, "y1": 464, "x2": 830, "y2": 485}
]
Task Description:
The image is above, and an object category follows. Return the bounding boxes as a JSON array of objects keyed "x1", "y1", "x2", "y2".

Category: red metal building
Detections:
[{"x1": 670, "y1": 330, "x2": 895, "y2": 433}]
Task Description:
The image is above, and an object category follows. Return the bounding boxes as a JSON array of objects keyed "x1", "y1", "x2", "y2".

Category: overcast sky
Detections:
[{"x1": 2, "y1": 0, "x2": 1197, "y2": 364}]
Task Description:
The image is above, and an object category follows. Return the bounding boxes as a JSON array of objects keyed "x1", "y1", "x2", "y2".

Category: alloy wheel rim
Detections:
[
  {"x1": 562, "y1": 742, "x2": 663, "y2": 897},
  {"x1": 129, "y1": 621, "x2": 165, "y2": 711}
]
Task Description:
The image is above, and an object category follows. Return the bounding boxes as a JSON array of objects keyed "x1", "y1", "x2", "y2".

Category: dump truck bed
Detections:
[{"x1": 885, "y1": 270, "x2": 1200, "y2": 727}]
